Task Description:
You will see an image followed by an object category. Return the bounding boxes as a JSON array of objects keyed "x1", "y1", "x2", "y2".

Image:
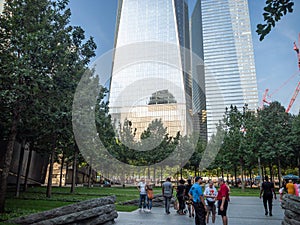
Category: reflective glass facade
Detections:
[
  {"x1": 201, "y1": 0, "x2": 259, "y2": 137},
  {"x1": 190, "y1": 0, "x2": 207, "y2": 140},
  {"x1": 109, "y1": 0, "x2": 193, "y2": 138}
]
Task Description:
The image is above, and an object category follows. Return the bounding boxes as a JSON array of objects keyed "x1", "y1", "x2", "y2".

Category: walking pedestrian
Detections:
[
  {"x1": 189, "y1": 176, "x2": 207, "y2": 225},
  {"x1": 176, "y1": 179, "x2": 186, "y2": 215},
  {"x1": 259, "y1": 176, "x2": 276, "y2": 216},
  {"x1": 162, "y1": 177, "x2": 173, "y2": 214},
  {"x1": 137, "y1": 178, "x2": 147, "y2": 212},
  {"x1": 204, "y1": 180, "x2": 218, "y2": 224},
  {"x1": 216, "y1": 178, "x2": 230, "y2": 225}
]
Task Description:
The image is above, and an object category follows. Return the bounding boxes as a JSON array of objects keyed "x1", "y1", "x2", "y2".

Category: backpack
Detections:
[{"x1": 147, "y1": 189, "x2": 154, "y2": 199}]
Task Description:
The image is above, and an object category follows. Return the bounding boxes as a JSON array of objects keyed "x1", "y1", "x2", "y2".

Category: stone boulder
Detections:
[
  {"x1": 9, "y1": 196, "x2": 118, "y2": 225},
  {"x1": 281, "y1": 194, "x2": 300, "y2": 225}
]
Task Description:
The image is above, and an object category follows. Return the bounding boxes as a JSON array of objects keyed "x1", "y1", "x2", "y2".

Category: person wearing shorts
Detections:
[
  {"x1": 204, "y1": 180, "x2": 217, "y2": 223},
  {"x1": 216, "y1": 178, "x2": 229, "y2": 225}
]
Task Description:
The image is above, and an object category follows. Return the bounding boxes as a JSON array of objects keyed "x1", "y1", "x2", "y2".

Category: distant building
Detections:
[{"x1": 200, "y1": 0, "x2": 259, "y2": 137}]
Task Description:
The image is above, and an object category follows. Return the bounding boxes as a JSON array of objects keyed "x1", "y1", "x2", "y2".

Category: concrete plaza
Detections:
[{"x1": 115, "y1": 196, "x2": 284, "y2": 225}]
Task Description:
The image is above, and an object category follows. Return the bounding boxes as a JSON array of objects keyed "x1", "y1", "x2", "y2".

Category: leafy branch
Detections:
[{"x1": 257, "y1": 0, "x2": 294, "y2": 41}]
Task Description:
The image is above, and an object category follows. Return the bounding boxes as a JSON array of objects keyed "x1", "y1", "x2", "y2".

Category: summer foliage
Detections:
[{"x1": 257, "y1": 0, "x2": 294, "y2": 41}]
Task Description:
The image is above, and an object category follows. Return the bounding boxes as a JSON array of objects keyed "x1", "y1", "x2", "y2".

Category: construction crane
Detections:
[
  {"x1": 261, "y1": 34, "x2": 300, "y2": 113},
  {"x1": 286, "y1": 33, "x2": 300, "y2": 113}
]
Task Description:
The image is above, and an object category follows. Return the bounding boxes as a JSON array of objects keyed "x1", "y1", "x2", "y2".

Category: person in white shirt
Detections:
[
  {"x1": 204, "y1": 180, "x2": 218, "y2": 224},
  {"x1": 137, "y1": 178, "x2": 147, "y2": 211}
]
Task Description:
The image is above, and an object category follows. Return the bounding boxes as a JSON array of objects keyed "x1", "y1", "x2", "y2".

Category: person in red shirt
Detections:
[{"x1": 216, "y1": 178, "x2": 229, "y2": 225}]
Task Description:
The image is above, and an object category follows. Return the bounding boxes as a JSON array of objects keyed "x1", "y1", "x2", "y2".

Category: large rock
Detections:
[
  {"x1": 9, "y1": 196, "x2": 118, "y2": 225},
  {"x1": 282, "y1": 194, "x2": 300, "y2": 225}
]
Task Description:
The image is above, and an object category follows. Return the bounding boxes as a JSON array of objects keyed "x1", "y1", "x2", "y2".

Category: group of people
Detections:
[
  {"x1": 137, "y1": 176, "x2": 229, "y2": 224},
  {"x1": 137, "y1": 178, "x2": 154, "y2": 212}
]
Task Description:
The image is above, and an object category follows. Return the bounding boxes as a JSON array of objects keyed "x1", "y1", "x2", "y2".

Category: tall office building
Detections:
[
  {"x1": 200, "y1": 0, "x2": 259, "y2": 137},
  {"x1": 109, "y1": 0, "x2": 195, "y2": 139},
  {"x1": 190, "y1": 0, "x2": 207, "y2": 140}
]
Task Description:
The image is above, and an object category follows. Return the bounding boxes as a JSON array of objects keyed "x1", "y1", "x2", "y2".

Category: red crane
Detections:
[
  {"x1": 286, "y1": 33, "x2": 300, "y2": 113},
  {"x1": 261, "y1": 34, "x2": 300, "y2": 113}
]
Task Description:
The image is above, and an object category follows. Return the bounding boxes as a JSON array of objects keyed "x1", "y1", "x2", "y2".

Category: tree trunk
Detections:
[
  {"x1": 234, "y1": 165, "x2": 238, "y2": 187},
  {"x1": 15, "y1": 139, "x2": 26, "y2": 197},
  {"x1": 24, "y1": 142, "x2": 33, "y2": 192},
  {"x1": 148, "y1": 166, "x2": 150, "y2": 179},
  {"x1": 59, "y1": 153, "x2": 65, "y2": 188},
  {"x1": 180, "y1": 168, "x2": 183, "y2": 180},
  {"x1": 88, "y1": 159, "x2": 92, "y2": 188},
  {"x1": 240, "y1": 159, "x2": 245, "y2": 191},
  {"x1": 298, "y1": 155, "x2": 300, "y2": 178},
  {"x1": 249, "y1": 169, "x2": 253, "y2": 188},
  {"x1": 153, "y1": 167, "x2": 156, "y2": 186},
  {"x1": 277, "y1": 158, "x2": 282, "y2": 187},
  {"x1": 0, "y1": 112, "x2": 19, "y2": 213},
  {"x1": 46, "y1": 146, "x2": 55, "y2": 198},
  {"x1": 160, "y1": 166, "x2": 163, "y2": 187},
  {"x1": 269, "y1": 163, "x2": 273, "y2": 182},
  {"x1": 65, "y1": 161, "x2": 69, "y2": 186},
  {"x1": 258, "y1": 157, "x2": 263, "y2": 190},
  {"x1": 226, "y1": 171, "x2": 229, "y2": 183},
  {"x1": 71, "y1": 145, "x2": 78, "y2": 194}
]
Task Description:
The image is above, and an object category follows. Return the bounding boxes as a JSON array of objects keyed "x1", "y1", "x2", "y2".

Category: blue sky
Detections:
[{"x1": 67, "y1": 0, "x2": 300, "y2": 114}]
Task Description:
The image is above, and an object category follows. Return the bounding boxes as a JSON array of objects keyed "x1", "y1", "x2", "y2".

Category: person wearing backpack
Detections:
[
  {"x1": 162, "y1": 177, "x2": 173, "y2": 214},
  {"x1": 260, "y1": 176, "x2": 276, "y2": 216},
  {"x1": 146, "y1": 180, "x2": 154, "y2": 212}
]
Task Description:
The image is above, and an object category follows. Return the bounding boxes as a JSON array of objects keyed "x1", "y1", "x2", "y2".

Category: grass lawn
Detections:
[{"x1": 0, "y1": 185, "x2": 262, "y2": 222}]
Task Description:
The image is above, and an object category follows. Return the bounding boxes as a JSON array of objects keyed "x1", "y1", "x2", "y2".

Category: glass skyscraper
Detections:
[
  {"x1": 109, "y1": 0, "x2": 259, "y2": 140},
  {"x1": 109, "y1": 0, "x2": 195, "y2": 139},
  {"x1": 200, "y1": 0, "x2": 259, "y2": 137}
]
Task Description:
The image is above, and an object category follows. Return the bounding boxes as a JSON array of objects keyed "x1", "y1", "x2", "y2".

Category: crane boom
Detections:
[
  {"x1": 294, "y1": 33, "x2": 300, "y2": 70},
  {"x1": 285, "y1": 34, "x2": 300, "y2": 113},
  {"x1": 286, "y1": 82, "x2": 300, "y2": 113}
]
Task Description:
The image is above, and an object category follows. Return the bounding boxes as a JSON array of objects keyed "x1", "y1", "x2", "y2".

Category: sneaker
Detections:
[
  {"x1": 269, "y1": 212, "x2": 273, "y2": 216},
  {"x1": 265, "y1": 211, "x2": 268, "y2": 216}
]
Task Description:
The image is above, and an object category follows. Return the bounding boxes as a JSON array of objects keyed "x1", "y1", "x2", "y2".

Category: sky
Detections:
[{"x1": 2, "y1": 0, "x2": 299, "y2": 114}]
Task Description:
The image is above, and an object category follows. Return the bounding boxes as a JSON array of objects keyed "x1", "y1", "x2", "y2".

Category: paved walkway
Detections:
[{"x1": 115, "y1": 196, "x2": 284, "y2": 225}]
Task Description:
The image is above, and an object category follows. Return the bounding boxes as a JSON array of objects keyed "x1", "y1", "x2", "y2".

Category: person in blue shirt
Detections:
[{"x1": 189, "y1": 176, "x2": 207, "y2": 225}]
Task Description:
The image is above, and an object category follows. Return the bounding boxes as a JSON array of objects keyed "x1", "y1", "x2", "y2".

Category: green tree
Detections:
[
  {"x1": 291, "y1": 113, "x2": 300, "y2": 177},
  {"x1": 0, "y1": 0, "x2": 96, "y2": 211},
  {"x1": 257, "y1": 102, "x2": 293, "y2": 186}
]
